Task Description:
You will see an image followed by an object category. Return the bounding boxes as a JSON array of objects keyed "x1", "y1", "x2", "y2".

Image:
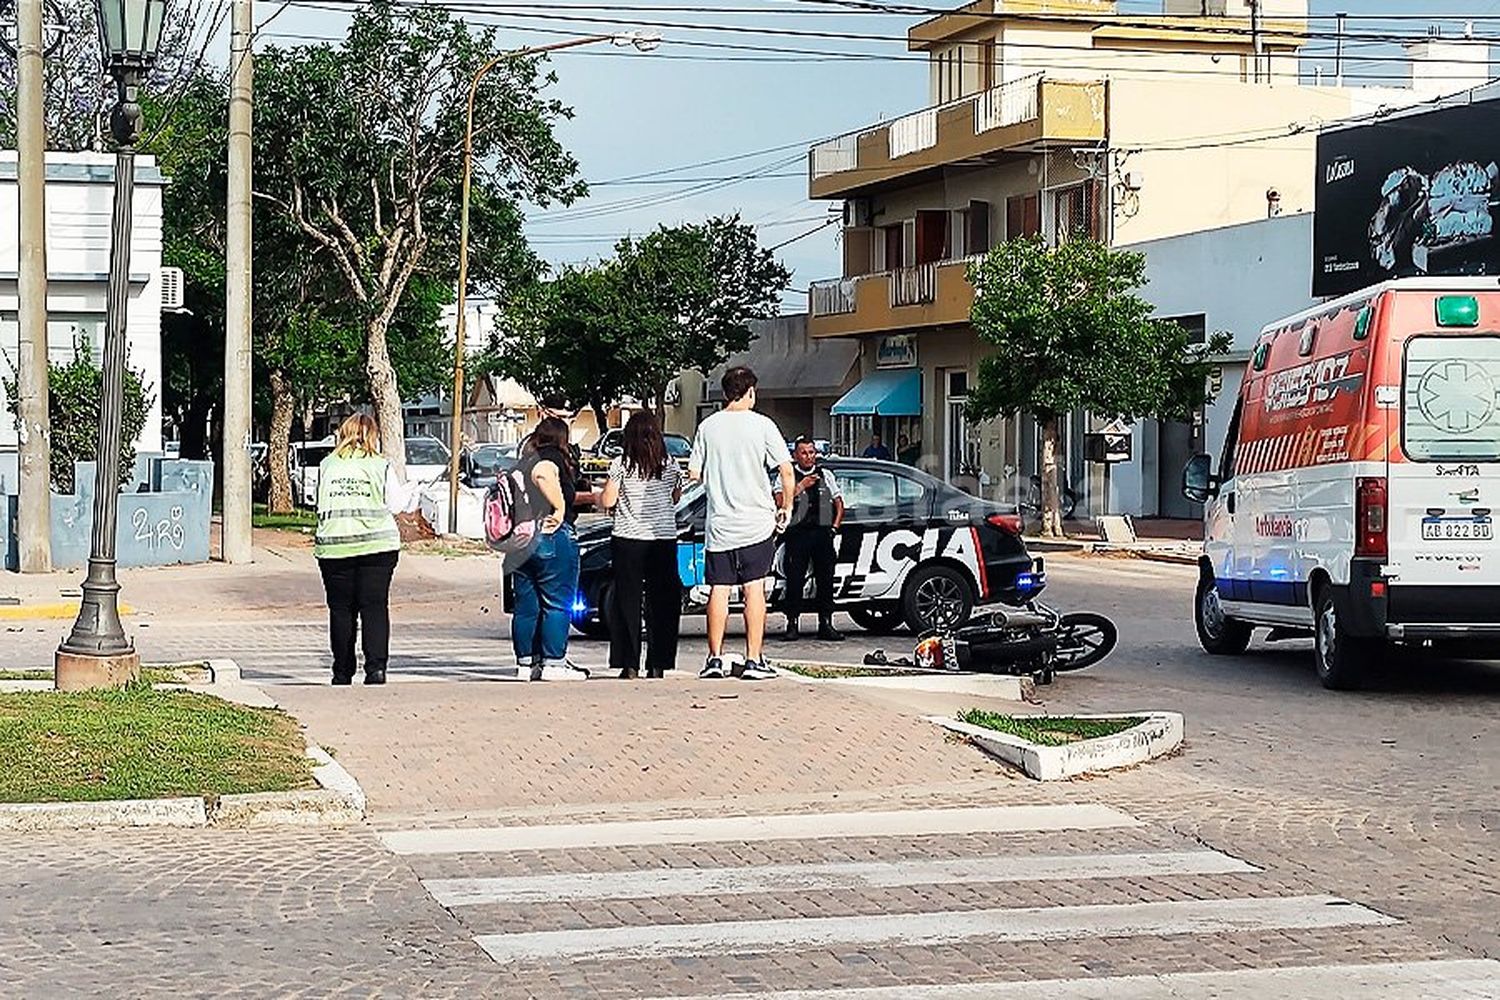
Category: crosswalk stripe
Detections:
[
  {"x1": 422, "y1": 849, "x2": 1257, "y2": 907},
  {"x1": 634, "y1": 959, "x2": 1500, "y2": 1000},
  {"x1": 381, "y1": 804, "x2": 1141, "y2": 856},
  {"x1": 471, "y1": 894, "x2": 1395, "y2": 965}
]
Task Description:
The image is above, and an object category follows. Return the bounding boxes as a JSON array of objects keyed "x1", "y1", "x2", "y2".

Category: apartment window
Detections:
[
  {"x1": 968, "y1": 200, "x2": 991, "y2": 255},
  {"x1": 1051, "y1": 182, "x2": 1102, "y2": 243},
  {"x1": 980, "y1": 39, "x2": 996, "y2": 91},
  {"x1": 1005, "y1": 194, "x2": 1041, "y2": 240},
  {"x1": 915, "y1": 210, "x2": 950, "y2": 265},
  {"x1": 881, "y1": 223, "x2": 905, "y2": 270}
]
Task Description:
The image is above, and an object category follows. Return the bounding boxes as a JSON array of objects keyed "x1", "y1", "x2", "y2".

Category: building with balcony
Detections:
[{"x1": 807, "y1": 0, "x2": 1489, "y2": 516}]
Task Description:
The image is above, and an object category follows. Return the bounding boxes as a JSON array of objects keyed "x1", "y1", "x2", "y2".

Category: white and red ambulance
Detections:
[{"x1": 1184, "y1": 278, "x2": 1500, "y2": 688}]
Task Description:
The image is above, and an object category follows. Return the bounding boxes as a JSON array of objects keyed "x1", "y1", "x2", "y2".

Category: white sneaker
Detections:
[
  {"x1": 537, "y1": 661, "x2": 590, "y2": 681},
  {"x1": 699, "y1": 657, "x2": 726, "y2": 680},
  {"x1": 737, "y1": 659, "x2": 779, "y2": 681}
]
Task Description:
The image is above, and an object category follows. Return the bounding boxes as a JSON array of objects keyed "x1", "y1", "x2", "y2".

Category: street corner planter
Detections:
[
  {"x1": 776, "y1": 660, "x2": 1033, "y2": 701},
  {"x1": 927, "y1": 711, "x2": 1184, "y2": 781}
]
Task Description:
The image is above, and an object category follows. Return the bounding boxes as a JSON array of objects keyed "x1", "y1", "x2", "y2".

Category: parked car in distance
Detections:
[
  {"x1": 462, "y1": 442, "x2": 518, "y2": 489},
  {"x1": 405, "y1": 436, "x2": 452, "y2": 487},
  {"x1": 579, "y1": 428, "x2": 692, "y2": 487},
  {"x1": 552, "y1": 457, "x2": 1038, "y2": 638},
  {"x1": 288, "y1": 438, "x2": 335, "y2": 507}
]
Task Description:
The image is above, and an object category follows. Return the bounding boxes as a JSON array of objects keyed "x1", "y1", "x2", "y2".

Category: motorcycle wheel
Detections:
[{"x1": 1051, "y1": 612, "x2": 1117, "y2": 671}]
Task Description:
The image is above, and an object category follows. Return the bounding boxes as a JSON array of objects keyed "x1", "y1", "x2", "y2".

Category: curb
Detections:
[
  {"x1": 0, "y1": 601, "x2": 134, "y2": 621},
  {"x1": 0, "y1": 659, "x2": 368, "y2": 829},
  {"x1": 778, "y1": 662, "x2": 1031, "y2": 701},
  {"x1": 927, "y1": 711, "x2": 1184, "y2": 781}
]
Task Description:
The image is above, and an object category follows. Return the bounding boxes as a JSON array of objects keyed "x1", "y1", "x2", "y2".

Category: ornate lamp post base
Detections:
[{"x1": 55, "y1": 649, "x2": 140, "y2": 692}]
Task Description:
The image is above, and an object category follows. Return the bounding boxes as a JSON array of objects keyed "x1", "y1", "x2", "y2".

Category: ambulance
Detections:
[{"x1": 1183, "y1": 278, "x2": 1500, "y2": 689}]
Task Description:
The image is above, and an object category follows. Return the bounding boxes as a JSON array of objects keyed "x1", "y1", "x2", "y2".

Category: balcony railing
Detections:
[
  {"x1": 889, "y1": 263, "x2": 937, "y2": 308},
  {"x1": 975, "y1": 72, "x2": 1042, "y2": 134},
  {"x1": 810, "y1": 277, "x2": 858, "y2": 317},
  {"x1": 888, "y1": 108, "x2": 938, "y2": 159},
  {"x1": 810, "y1": 134, "x2": 858, "y2": 179}
]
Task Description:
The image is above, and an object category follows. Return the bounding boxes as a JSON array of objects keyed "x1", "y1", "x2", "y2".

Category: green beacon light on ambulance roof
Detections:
[{"x1": 1436, "y1": 295, "x2": 1480, "y2": 328}]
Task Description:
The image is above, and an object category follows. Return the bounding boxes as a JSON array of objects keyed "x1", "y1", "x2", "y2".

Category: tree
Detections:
[
  {"x1": 967, "y1": 237, "x2": 1229, "y2": 537},
  {"x1": 0, "y1": 0, "x2": 210, "y2": 150},
  {"x1": 4, "y1": 339, "x2": 152, "y2": 494},
  {"x1": 487, "y1": 216, "x2": 790, "y2": 431},
  {"x1": 613, "y1": 215, "x2": 791, "y2": 412},
  {"x1": 253, "y1": 0, "x2": 580, "y2": 474},
  {"x1": 492, "y1": 265, "x2": 630, "y2": 436}
]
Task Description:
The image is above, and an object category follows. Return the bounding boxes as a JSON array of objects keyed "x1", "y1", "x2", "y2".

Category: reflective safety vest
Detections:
[{"x1": 313, "y1": 453, "x2": 401, "y2": 559}]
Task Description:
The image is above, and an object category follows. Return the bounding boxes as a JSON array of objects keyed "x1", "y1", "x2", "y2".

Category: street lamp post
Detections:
[
  {"x1": 55, "y1": 0, "x2": 168, "y2": 691},
  {"x1": 446, "y1": 31, "x2": 658, "y2": 534}
]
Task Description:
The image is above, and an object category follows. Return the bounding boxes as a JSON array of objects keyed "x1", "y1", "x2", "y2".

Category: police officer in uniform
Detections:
[{"x1": 777, "y1": 436, "x2": 846, "y2": 642}]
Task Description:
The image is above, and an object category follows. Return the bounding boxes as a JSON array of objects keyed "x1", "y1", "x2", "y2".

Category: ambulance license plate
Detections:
[{"x1": 1421, "y1": 518, "x2": 1493, "y2": 541}]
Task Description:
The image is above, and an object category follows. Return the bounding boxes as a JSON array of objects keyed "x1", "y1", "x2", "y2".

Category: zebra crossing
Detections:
[{"x1": 382, "y1": 803, "x2": 1500, "y2": 998}]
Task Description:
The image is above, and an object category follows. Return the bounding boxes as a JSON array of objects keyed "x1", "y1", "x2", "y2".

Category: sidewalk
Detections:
[{"x1": 0, "y1": 526, "x2": 500, "y2": 623}]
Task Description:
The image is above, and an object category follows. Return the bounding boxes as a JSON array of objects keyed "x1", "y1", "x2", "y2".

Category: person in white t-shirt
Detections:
[{"x1": 688, "y1": 366, "x2": 795, "y2": 681}]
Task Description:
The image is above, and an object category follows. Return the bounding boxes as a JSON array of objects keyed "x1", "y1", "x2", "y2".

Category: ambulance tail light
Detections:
[{"x1": 1355, "y1": 477, "x2": 1388, "y2": 560}]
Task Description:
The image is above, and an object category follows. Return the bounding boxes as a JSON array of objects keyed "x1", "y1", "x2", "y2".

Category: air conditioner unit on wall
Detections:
[
  {"x1": 159, "y1": 267, "x2": 185, "y2": 311},
  {"x1": 844, "y1": 198, "x2": 874, "y2": 228}
]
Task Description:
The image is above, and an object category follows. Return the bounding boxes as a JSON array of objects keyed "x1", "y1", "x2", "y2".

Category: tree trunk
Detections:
[
  {"x1": 365, "y1": 314, "x2": 407, "y2": 476},
  {"x1": 267, "y1": 368, "x2": 296, "y2": 515},
  {"x1": 1039, "y1": 413, "x2": 1065, "y2": 538},
  {"x1": 591, "y1": 397, "x2": 611, "y2": 438}
]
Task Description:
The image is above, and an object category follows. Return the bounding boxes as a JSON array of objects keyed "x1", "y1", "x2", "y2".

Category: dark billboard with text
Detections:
[{"x1": 1315, "y1": 100, "x2": 1500, "y2": 298}]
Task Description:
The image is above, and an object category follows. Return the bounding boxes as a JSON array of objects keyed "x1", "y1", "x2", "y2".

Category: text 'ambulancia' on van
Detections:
[{"x1": 1183, "y1": 278, "x2": 1500, "y2": 689}]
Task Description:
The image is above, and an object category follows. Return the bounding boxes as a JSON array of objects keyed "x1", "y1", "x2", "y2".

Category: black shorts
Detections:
[{"x1": 705, "y1": 536, "x2": 777, "y2": 587}]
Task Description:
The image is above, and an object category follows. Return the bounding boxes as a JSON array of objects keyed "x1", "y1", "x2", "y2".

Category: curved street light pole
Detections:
[{"x1": 447, "y1": 32, "x2": 658, "y2": 535}]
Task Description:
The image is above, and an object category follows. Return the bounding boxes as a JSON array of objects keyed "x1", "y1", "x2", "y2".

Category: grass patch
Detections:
[
  {"x1": 252, "y1": 504, "x2": 317, "y2": 532},
  {"x1": 0, "y1": 670, "x2": 52, "y2": 682},
  {"x1": 0, "y1": 685, "x2": 315, "y2": 803},
  {"x1": 778, "y1": 661, "x2": 936, "y2": 679},
  {"x1": 957, "y1": 709, "x2": 1145, "y2": 747},
  {"x1": 0, "y1": 662, "x2": 210, "y2": 685}
]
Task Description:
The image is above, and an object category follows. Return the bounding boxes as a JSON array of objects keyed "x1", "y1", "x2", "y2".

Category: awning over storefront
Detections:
[{"x1": 830, "y1": 369, "x2": 921, "y2": 417}]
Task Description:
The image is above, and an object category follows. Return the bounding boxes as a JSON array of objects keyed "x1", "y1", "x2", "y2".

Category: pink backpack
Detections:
[{"x1": 484, "y1": 466, "x2": 539, "y2": 554}]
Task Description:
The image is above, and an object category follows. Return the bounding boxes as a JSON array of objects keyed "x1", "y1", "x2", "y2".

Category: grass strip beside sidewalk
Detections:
[{"x1": 0, "y1": 686, "x2": 316, "y2": 803}]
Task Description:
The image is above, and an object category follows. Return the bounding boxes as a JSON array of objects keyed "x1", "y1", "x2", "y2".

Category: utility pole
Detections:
[
  {"x1": 15, "y1": 0, "x2": 52, "y2": 573},
  {"x1": 1249, "y1": 0, "x2": 1264, "y2": 84},
  {"x1": 1334, "y1": 11, "x2": 1346, "y2": 87},
  {"x1": 222, "y1": 0, "x2": 254, "y2": 564}
]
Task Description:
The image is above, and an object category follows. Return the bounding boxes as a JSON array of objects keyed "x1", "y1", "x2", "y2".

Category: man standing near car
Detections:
[
  {"x1": 688, "y1": 366, "x2": 795, "y2": 681},
  {"x1": 777, "y1": 437, "x2": 846, "y2": 643}
]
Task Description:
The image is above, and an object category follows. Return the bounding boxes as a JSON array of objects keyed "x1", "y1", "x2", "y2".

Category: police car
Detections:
[{"x1": 569, "y1": 458, "x2": 1039, "y2": 637}]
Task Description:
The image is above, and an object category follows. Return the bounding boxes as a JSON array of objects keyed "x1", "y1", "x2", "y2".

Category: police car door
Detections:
[{"x1": 835, "y1": 468, "x2": 925, "y2": 601}]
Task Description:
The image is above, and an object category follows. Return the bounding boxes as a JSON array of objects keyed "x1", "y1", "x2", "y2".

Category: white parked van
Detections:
[{"x1": 1184, "y1": 278, "x2": 1500, "y2": 689}]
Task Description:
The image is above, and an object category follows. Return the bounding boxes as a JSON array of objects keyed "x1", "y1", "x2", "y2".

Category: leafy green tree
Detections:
[
  {"x1": 491, "y1": 265, "x2": 630, "y2": 436},
  {"x1": 4, "y1": 342, "x2": 151, "y2": 494},
  {"x1": 967, "y1": 237, "x2": 1228, "y2": 537},
  {"x1": 487, "y1": 216, "x2": 790, "y2": 430},
  {"x1": 253, "y1": 0, "x2": 580, "y2": 473},
  {"x1": 613, "y1": 215, "x2": 791, "y2": 411}
]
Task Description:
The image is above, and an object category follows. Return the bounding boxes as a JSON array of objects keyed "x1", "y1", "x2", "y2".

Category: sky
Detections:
[{"x1": 236, "y1": 0, "x2": 1500, "y2": 308}]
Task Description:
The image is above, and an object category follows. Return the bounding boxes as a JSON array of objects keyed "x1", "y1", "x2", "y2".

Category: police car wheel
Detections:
[
  {"x1": 849, "y1": 608, "x2": 905, "y2": 635},
  {"x1": 903, "y1": 566, "x2": 974, "y2": 634},
  {"x1": 1313, "y1": 588, "x2": 1372, "y2": 691},
  {"x1": 1195, "y1": 576, "x2": 1251, "y2": 656}
]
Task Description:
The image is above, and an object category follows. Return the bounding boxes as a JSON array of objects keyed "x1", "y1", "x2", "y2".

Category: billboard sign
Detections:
[{"x1": 1314, "y1": 100, "x2": 1500, "y2": 298}]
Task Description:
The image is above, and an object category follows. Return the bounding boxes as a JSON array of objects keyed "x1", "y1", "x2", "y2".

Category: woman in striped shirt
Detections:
[{"x1": 600, "y1": 410, "x2": 685, "y2": 679}]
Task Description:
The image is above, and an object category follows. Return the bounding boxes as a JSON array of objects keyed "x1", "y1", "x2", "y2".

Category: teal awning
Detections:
[{"x1": 830, "y1": 369, "x2": 921, "y2": 417}]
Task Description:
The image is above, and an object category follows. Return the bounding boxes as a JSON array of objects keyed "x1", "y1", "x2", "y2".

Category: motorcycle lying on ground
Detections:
[{"x1": 866, "y1": 603, "x2": 1118, "y2": 686}]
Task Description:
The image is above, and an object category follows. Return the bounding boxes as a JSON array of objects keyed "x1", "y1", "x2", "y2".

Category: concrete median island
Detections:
[{"x1": 929, "y1": 710, "x2": 1184, "y2": 781}]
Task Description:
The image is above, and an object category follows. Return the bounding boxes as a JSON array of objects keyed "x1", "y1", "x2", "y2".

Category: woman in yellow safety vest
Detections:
[{"x1": 313, "y1": 412, "x2": 423, "y2": 685}]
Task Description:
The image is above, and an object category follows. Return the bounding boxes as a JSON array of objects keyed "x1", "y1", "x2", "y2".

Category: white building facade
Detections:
[{"x1": 0, "y1": 151, "x2": 166, "y2": 490}]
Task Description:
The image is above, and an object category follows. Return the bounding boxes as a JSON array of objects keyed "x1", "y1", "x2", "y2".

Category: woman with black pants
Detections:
[
  {"x1": 314, "y1": 412, "x2": 423, "y2": 685},
  {"x1": 601, "y1": 411, "x2": 684, "y2": 678}
]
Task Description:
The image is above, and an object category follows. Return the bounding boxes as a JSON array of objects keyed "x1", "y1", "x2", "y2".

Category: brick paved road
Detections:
[{"x1": 2, "y1": 553, "x2": 1499, "y2": 996}]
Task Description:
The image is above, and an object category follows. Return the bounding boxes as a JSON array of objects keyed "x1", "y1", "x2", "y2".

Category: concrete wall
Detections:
[
  {"x1": 0, "y1": 152, "x2": 166, "y2": 491},
  {"x1": 2, "y1": 455, "x2": 213, "y2": 571},
  {"x1": 1108, "y1": 212, "x2": 1318, "y2": 516}
]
